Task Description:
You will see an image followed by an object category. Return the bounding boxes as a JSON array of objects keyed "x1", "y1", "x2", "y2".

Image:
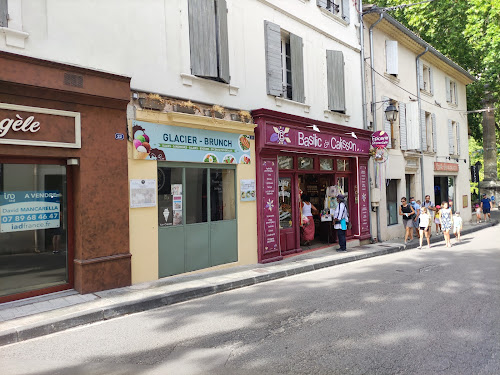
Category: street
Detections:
[{"x1": 1, "y1": 225, "x2": 499, "y2": 375}]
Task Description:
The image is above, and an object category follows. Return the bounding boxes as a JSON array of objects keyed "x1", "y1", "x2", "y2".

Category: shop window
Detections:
[
  {"x1": 298, "y1": 157, "x2": 314, "y2": 170},
  {"x1": 279, "y1": 177, "x2": 293, "y2": 229},
  {"x1": 278, "y1": 155, "x2": 294, "y2": 170},
  {"x1": 319, "y1": 158, "x2": 333, "y2": 171},
  {"x1": 158, "y1": 167, "x2": 183, "y2": 226},
  {"x1": 337, "y1": 159, "x2": 349, "y2": 171},
  {"x1": 210, "y1": 169, "x2": 235, "y2": 221},
  {"x1": 185, "y1": 168, "x2": 208, "y2": 224},
  {"x1": 386, "y1": 179, "x2": 399, "y2": 226}
]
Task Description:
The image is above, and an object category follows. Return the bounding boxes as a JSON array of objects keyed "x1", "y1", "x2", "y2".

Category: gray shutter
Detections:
[
  {"x1": 454, "y1": 83, "x2": 458, "y2": 105},
  {"x1": 445, "y1": 77, "x2": 451, "y2": 102},
  {"x1": 448, "y1": 119, "x2": 454, "y2": 154},
  {"x1": 188, "y1": 0, "x2": 218, "y2": 79},
  {"x1": 342, "y1": 0, "x2": 350, "y2": 23},
  {"x1": 418, "y1": 61, "x2": 424, "y2": 89},
  {"x1": 432, "y1": 113, "x2": 437, "y2": 153},
  {"x1": 382, "y1": 96, "x2": 392, "y2": 148},
  {"x1": 317, "y1": 0, "x2": 327, "y2": 8},
  {"x1": 399, "y1": 102, "x2": 407, "y2": 150},
  {"x1": 429, "y1": 67, "x2": 434, "y2": 95},
  {"x1": 0, "y1": 0, "x2": 7, "y2": 27},
  {"x1": 456, "y1": 122, "x2": 460, "y2": 155},
  {"x1": 386, "y1": 41, "x2": 398, "y2": 75},
  {"x1": 326, "y1": 50, "x2": 346, "y2": 112},
  {"x1": 290, "y1": 33, "x2": 305, "y2": 103},
  {"x1": 264, "y1": 21, "x2": 282, "y2": 97},
  {"x1": 420, "y1": 109, "x2": 427, "y2": 151},
  {"x1": 215, "y1": 0, "x2": 230, "y2": 83}
]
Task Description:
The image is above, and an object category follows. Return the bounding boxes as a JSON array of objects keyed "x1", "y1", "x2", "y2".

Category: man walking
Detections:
[
  {"x1": 422, "y1": 195, "x2": 436, "y2": 234},
  {"x1": 481, "y1": 194, "x2": 492, "y2": 222},
  {"x1": 334, "y1": 194, "x2": 349, "y2": 252}
]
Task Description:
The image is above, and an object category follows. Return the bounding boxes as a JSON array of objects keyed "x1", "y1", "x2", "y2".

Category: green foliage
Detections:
[{"x1": 370, "y1": 0, "x2": 500, "y2": 144}]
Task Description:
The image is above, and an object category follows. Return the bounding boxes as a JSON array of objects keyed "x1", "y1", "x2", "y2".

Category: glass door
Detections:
[
  {"x1": 278, "y1": 173, "x2": 295, "y2": 252},
  {"x1": 336, "y1": 174, "x2": 352, "y2": 236}
]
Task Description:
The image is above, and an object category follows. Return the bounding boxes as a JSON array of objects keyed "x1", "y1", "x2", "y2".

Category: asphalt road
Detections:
[{"x1": 1, "y1": 225, "x2": 499, "y2": 375}]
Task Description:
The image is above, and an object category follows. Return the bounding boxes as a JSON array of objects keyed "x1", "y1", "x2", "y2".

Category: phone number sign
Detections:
[{"x1": 0, "y1": 191, "x2": 60, "y2": 233}]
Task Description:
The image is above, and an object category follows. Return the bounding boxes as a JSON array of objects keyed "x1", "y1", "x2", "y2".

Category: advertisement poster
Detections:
[
  {"x1": 131, "y1": 120, "x2": 251, "y2": 164},
  {"x1": 240, "y1": 179, "x2": 256, "y2": 201},
  {"x1": 130, "y1": 179, "x2": 157, "y2": 208},
  {"x1": 0, "y1": 191, "x2": 60, "y2": 233},
  {"x1": 158, "y1": 195, "x2": 173, "y2": 227},
  {"x1": 173, "y1": 195, "x2": 182, "y2": 210}
]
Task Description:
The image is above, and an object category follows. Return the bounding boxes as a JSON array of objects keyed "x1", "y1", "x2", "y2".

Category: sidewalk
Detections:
[{"x1": 1, "y1": 212, "x2": 498, "y2": 347}]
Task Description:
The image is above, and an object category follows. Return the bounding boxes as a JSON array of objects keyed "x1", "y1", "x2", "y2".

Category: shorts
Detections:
[
  {"x1": 453, "y1": 227, "x2": 461, "y2": 233},
  {"x1": 403, "y1": 219, "x2": 413, "y2": 228},
  {"x1": 419, "y1": 226, "x2": 429, "y2": 231},
  {"x1": 483, "y1": 208, "x2": 491, "y2": 214}
]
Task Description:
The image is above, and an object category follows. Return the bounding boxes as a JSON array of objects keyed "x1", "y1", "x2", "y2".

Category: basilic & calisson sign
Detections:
[{"x1": 0, "y1": 103, "x2": 81, "y2": 148}]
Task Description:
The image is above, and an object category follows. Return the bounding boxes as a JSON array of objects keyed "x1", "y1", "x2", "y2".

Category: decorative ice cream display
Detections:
[{"x1": 133, "y1": 129, "x2": 151, "y2": 159}]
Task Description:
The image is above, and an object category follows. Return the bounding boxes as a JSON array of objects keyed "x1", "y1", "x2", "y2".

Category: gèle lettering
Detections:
[{"x1": 0, "y1": 114, "x2": 40, "y2": 138}]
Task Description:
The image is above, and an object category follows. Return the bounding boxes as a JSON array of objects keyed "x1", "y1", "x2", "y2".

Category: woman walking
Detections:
[
  {"x1": 300, "y1": 194, "x2": 318, "y2": 246},
  {"x1": 439, "y1": 201, "x2": 453, "y2": 248},
  {"x1": 418, "y1": 207, "x2": 431, "y2": 249},
  {"x1": 399, "y1": 197, "x2": 415, "y2": 245}
]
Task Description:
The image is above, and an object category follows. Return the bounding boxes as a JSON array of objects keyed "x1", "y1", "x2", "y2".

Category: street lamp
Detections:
[{"x1": 384, "y1": 102, "x2": 399, "y2": 123}]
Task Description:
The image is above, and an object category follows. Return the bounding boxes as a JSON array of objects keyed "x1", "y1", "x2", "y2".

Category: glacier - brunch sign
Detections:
[
  {"x1": 131, "y1": 120, "x2": 251, "y2": 164},
  {"x1": 0, "y1": 191, "x2": 61, "y2": 233}
]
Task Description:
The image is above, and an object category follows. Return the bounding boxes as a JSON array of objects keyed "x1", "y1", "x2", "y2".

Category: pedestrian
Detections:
[
  {"x1": 399, "y1": 197, "x2": 415, "y2": 245},
  {"x1": 422, "y1": 195, "x2": 436, "y2": 234},
  {"x1": 410, "y1": 197, "x2": 421, "y2": 239},
  {"x1": 434, "y1": 205, "x2": 441, "y2": 232},
  {"x1": 300, "y1": 194, "x2": 318, "y2": 246},
  {"x1": 475, "y1": 204, "x2": 482, "y2": 223},
  {"x1": 480, "y1": 194, "x2": 491, "y2": 222},
  {"x1": 333, "y1": 194, "x2": 349, "y2": 252},
  {"x1": 439, "y1": 201, "x2": 453, "y2": 248},
  {"x1": 418, "y1": 207, "x2": 431, "y2": 249},
  {"x1": 453, "y1": 211, "x2": 463, "y2": 243}
]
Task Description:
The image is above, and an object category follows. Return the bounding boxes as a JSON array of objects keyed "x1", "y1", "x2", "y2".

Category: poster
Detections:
[
  {"x1": 171, "y1": 184, "x2": 182, "y2": 195},
  {"x1": 0, "y1": 191, "x2": 60, "y2": 233},
  {"x1": 158, "y1": 194, "x2": 173, "y2": 227},
  {"x1": 130, "y1": 179, "x2": 157, "y2": 208},
  {"x1": 173, "y1": 195, "x2": 182, "y2": 210},
  {"x1": 240, "y1": 179, "x2": 256, "y2": 201}
]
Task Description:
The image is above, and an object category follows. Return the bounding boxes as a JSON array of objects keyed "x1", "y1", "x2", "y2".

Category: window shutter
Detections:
[
  {"x1": 386, "y1": 41, "x2": 398, "y2": 75},
  {"x1": 382, "y1": 96, "x2": 392, "y2": 148},
  {"x1": 290, "y1": 33, "x2": 305, "y2": 103},
  {"x1": 399, "y1": 102, "x2": 407, "y2": 150},
  {"x1": 418, "y1": 62, "x2": 424, "y2": 89},
  {"x1": 445, "y1": 77, "x2": 451, "y2": 102},
  {"x1": 342, "y1": 0, "x2": 350, "y2": 23},
  {"x1": 326, "y1": 50, "x2": 346, "y2": 112},
  {"x1": 448, "y1": 119, "x2": 454, "y2": 154},
  {"x1": 0, "y1": 0, "x2": 8, "y2": 28},
  {"x1": 215, "y1": 0, "x2": 230, "y2": 83},
  {"x1": 420, "y1": 109, "x2": 427, "y2": 151},
  {"x1": 456, "y1": 122, "x2": 460, "y2": 155},
  {"x1": 264, "y1": 21, "x2": 282, "y2": 97},
  {"x1": 188, "y1": 0, "x2": 218, "y2": 79},
  {"x1": 429, "y1": 67, "x2": 434, "y2": 95},
  {"x1": 317, "y1": 0, "x2": 327, "y2": 9},
  {"x1": 432, "y1": 113, "x2": 437, "y2": 153},
  {"x1": 454, "y1": 84, "x2": 458, "y2": 105}
]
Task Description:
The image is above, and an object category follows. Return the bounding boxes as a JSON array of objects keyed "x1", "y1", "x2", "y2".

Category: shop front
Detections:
[
  {"x1": 252, "y1": 109, "x2": 372, "y2": 263},
  {"x1": 0, "y1": 51, "x2": 131, "y2": 302},
  {"x1": 434, "y1": 162, "x2": 458, "y2": 211}
]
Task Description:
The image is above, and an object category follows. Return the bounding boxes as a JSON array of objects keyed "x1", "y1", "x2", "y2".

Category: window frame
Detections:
[{"x1": 386, "y1": 179, "x2": 399, "y2": 226}]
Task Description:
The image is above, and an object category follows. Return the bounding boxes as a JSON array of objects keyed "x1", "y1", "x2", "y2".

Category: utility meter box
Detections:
[{"x1": 371, "y1": 188, "x2": 381, "y2": 205}]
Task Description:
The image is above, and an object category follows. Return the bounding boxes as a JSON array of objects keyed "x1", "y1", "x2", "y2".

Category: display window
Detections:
[{"x1": 0, "y1": 160, "x2": 72, "y2": 299}]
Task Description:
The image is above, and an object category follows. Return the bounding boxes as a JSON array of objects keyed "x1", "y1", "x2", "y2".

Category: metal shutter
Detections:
[
  {"x1": 386, "y1": 41, "x2": 398, "y2": 75},
  {"x1": 382, "y1": 96, "x2": 392, "y2": 148},
  {"x1": 432, "y1": 113, "x2": 437, "y2": 153},
  {"x1": 215, "y1": 0, "x2": 230, "y2": 83},
  {"x1": 399, "y1": 102, "x2": 407, "y2": 150},
  {"x1": 264, "y1": 21, "x2": 282, "y2": 97},
  {"x1": 290, "y1": 33, "x2": 305, "y2": 103},
  {"x1": 326, "y1": 50, "x2": 346, "y2": 112}
]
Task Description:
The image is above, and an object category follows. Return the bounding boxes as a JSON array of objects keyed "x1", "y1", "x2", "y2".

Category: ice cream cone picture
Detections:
[{"x1": 133, "y1": 129, "x2": 151, "y2": 159}]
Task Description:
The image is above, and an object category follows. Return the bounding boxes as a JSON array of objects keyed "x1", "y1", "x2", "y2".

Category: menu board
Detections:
[
  {"x1": 261, "y1": 159, "x2": 279, "y2": 253},
  {"x1": 359, "y1": 165, "x2": 370, "y2": 233}
]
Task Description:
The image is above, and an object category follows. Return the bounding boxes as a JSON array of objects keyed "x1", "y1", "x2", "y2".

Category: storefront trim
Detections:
[{"x1": 74, "y1": 253, "x2": 132, "y2": 266}]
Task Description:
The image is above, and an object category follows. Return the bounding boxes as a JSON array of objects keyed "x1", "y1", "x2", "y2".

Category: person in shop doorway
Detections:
[
  {"x1": 422, "y1": 195, "x2": 436, "y2": 235},
  {"x1": 333, "y1": 194, "x2": 349, "y2": 252},
  {"x1": 300, "y1": 194, "x2": 318, "y2": 246},
  {"x1": 400, "y1": 197, "x2": 415, "y2": 245},
  {"x1": 481, "y1": 194, "x2": 491, "y2": 222}
]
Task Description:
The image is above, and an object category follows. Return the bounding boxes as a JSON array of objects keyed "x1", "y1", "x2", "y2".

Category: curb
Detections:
[{"x1": 0, "y1": 220, "x2": 497, "y2": 347}]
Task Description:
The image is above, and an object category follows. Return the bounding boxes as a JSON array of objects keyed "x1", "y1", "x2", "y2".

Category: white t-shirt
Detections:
[
  {"x1": 333, "y1": 202, "x2": 348, "y2": 230},
  {"x1": 302, "y1": 202, "x2": 312, "y2": 217},
  {"x1": 419, "y1": 213, "x2": 430, "y2": 228},
  {"x1": 453, "y1": 216, "x2": 463, "y2": 228}
]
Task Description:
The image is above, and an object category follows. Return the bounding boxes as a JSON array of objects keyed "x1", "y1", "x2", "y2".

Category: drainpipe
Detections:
[
  {"x1": 359, "y1": 0, "x2": 367, "y2": 130},
  {"x1": 416, "y1": 47, "x2": 429, "y2": 201},
  {"x1": 369, "y1": 13, "x2": 383, "y2": 242}
]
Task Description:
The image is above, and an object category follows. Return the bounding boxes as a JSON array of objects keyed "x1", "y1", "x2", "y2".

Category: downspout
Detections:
[
  {"x1": 359, "y1": 0, "x2": 367, "y2": 130},
  {"x1": 369, "y1": 13, "x2": 383, "y2": 242},
  {"x1": 416, "y1": 47, "x2": 429, "y2": 201}
]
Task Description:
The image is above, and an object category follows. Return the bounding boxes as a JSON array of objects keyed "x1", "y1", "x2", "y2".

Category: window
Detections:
[
  {"x1": 317, "y1": 0, "x2": 350, "y2": 23},
  {"x1": 278, "y1": 155, "x2": 294, "y2": 170},
  {"x1": 319, "y1": 158, "x2": 333, "y2": 171},
  {"x1": 279, "y1": 177, "x2": 293, "y2": 229},
  {"x1": 447, "y1": 120, "x2": 460, "y2": 156},
  {"x1": 337, "y1": 159, "x2": 349, "y2": 171},
  {"x1": 421, "y1": 65, "x2": 434, "y2": 94},
  {"x1": 0, "y1": 0, "x2": 7, "y2": 27},
  {"x1": 326, "y1": 50, "x2": 346, "y2": 113},
  {"x1": 210, "y1": 169, "x2": 235, "y2": 221},
  {"x1": 298, "y1": 157, "x2": 314, "y2": 170},
  {"x1": 326, "y1": 0, "x2": 340, "y2": 14},
  {"x1": 385, "y1": 41, "x2": 398, "y2": 76},
  {"x1": 445, "y1": 77, "x2": 458, "y2": 105},
  {"x1": 188, "y1": 0, "x2": 230, "y2": 83},
  {"x1": 264, "y1": 21, "x2": 305, "y2": 102},
  {"x1": 386, "y1": 179, "x2": 398, "y2": 225}
]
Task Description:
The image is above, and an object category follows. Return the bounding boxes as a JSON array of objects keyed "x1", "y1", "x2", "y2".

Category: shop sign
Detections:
[
  {"x1": 240, "y1": 179, "x2": 256, "y2": 201},
  {"x1": 371, "y1": 130, "x2": 389, "y2": 148},
  {"x1": 266, "y1": 125, "x2": 369, "y2": 154},
  {"x1": 132, "y1": 120, "x2": 251, "y2": 164},
  {"x1": 0, "y1": 103, "x2": 81, "y2": 148},
  {"x1": 359, "y1": 165, "x2": 370, "y2": 234},
  {"x1": 434, "y1": 162, "x2": 459, "y2": 172},
  {"x1": 261, "y1": 159, "x2": 279, "y2": 253},
  {"x1": 0, "y1": 191, "x2": 60, "y2": 233}
]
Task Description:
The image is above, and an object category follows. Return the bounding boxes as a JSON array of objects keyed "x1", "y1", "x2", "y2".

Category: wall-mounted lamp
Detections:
[{"x1": 384, "y1": 102, "x2": 399, "y2": 123}]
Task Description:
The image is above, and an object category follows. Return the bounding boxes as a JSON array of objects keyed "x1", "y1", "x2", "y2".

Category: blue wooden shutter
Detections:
[
  {"x1": 399, "y1": 102, "x2": 407, "y2": 150},
  {"x1": 386, "y1": 41, "x2": 398, "y2": 75},
  {"x1": 215, "y1": 0, "x2": 230, "y2": 83},
  {"x1": 326, "y1": 50, "x2": 346, "y2": 112},
  {"x1": 264, "y1": 21, "x2": 282, "y2": 97},
  {"x1": 382, "y1": 96, "x2": 392, "y2": 148},
  {"x1": 448, "y1": 119, "x2": 454, "y2": 154},
  {"x1": 432, "y1": 113, "x2": 437, "y2": 152},
  {"x1": 290, "y1": 33, "x2": 305, "y2": 103},
  {"x1": 342, "y1": 0, "x2": 350, "y2": 23},
  {"x1": 188, "y1": 0, "x2": 218, "y2": 79}
]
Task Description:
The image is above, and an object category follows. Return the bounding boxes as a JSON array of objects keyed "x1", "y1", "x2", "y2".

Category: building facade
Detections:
[{"x1": 363, "y1": 11, "x2": 475, "y2": 241}]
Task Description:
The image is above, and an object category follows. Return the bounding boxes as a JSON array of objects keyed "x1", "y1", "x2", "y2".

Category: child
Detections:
[
  {"x1": 434, "y1": 205, "x2": 441, "y2": 233},
  {"x1": 453, "y1": 211, "x2": 463, "y2": 242},
  {"x1": 475, "y1": 204, "x2": 482, "y2": 223},
  {"x1": 418, "y1": 207, "x2": 431, "y2": 249}
]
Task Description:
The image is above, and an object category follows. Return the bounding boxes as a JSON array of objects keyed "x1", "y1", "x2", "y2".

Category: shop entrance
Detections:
[{"x1": 434, "y1": 176, "x2": 455, "y2": 210}]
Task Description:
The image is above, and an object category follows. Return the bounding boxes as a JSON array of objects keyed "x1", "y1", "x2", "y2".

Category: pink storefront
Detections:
[{"x1": 252, "y1": 109, "x2": 372, "y2": 263}]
